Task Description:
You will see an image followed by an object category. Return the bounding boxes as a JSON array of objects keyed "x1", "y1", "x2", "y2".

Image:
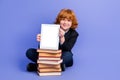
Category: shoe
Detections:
[
  {"x1": 61, "y1": 63, "x2": 66, "y2": 71},
  {"x1": 27, "y1": 63, "x2": 37, "y2": 72}
]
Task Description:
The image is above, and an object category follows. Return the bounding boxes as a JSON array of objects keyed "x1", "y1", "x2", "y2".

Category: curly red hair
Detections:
[{"x1": 54, "y1": 9, "x2": 78, "y2": 29}]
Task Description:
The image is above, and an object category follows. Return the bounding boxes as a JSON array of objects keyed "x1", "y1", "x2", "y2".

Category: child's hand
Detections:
[
  {"x1": 59, "y1": 28, "x2": 65, "y2": 38},
  {"x1": 59, "y1": 28, "x2": 65, "y2": 44},
  {"x1": 36, "y1": 34, "x2": 41, "y2": 42}
]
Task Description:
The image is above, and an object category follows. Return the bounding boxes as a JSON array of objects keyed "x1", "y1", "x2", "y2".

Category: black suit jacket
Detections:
[{"x1": 59, "y1": 28, "x2": 79, "y2": 52}]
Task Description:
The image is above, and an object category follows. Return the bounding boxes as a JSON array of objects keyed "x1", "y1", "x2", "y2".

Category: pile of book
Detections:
[{"x1": 37, "y1": 49, "x2": 62, "y2": 76}]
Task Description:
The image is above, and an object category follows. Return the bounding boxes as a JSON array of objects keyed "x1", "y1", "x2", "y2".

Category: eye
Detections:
[
  {"x1": 62, "y1": 18, "x2": 65, "y2": 20},
  {"x1": 68, "y1": 19, "x2": 71, "y2": 22}
]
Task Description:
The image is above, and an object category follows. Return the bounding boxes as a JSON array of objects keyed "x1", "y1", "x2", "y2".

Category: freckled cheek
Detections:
[
  {"x1": 68, "y1": 23, "x2": 72, "y2": 27},
  {"x1": 60, "y1": 21, "x2": 63, "y2": 25},
  {"x1": 60, "y1": 23, "x2": 64, "y2": 28}
]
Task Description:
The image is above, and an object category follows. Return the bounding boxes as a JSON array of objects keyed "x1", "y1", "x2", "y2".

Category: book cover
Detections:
[
  {"x1": 38, "y1": 57, "x2": 61, "y2": 61},
  {"x1": 37, "y1": 59, "x2": 63, "y2": 65},
  {"x1": 40, "y1": 24, "x2": 60, "y2": 50},
  {"x1": 37, "y1": 71, "x2": 61, "y2": 76},
  {"x1": 37, "y1": 49, "x2": 62, "y2": 53},
  {"x1": 38, "y1": 68, "x2": 61, "y2": 72},
  {"x1": 38, "y1": 63, "x2": 61, "y2": 69},
  {"x1": 38, "y1": 52, "x2": 61, "y2": 58}
]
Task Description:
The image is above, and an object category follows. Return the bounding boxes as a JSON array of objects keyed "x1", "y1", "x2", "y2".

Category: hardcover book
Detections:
[
  {"x1": 40, "y1": 24, "x2": 60, "y2": 50},
  {"x1": 38, "y1": 63, "x2": 61, "y2": 69},
  {"x1": 38, "y1": 52, "x2": 61, "y2": 58},
  {"x1": 38, "y1": 68, "x2": 61, "y2": 72},
  {"x1": 38, "y1": 71, "x2": 61, "y2": 76},
  {"x1": 37, "y1": 59, "x2": 63, "y2": 65},
  {"x1": 37, "y1": 49, "x2": 61, "y2": 53}
]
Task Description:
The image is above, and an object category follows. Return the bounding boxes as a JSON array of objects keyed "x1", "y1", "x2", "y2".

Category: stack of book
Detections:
[{"x1": 37, "y1": 49, "x2": 62, "y2": 76}]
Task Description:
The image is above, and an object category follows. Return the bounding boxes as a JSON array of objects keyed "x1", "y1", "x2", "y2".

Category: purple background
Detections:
[{"x1": 0, "y1": 0, "x2": 120, "y2": 80}]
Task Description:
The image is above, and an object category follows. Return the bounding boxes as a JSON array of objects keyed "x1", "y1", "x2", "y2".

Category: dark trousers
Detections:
[{"x1": 26, "y1": 48, "x2": 73, "y2": 67}]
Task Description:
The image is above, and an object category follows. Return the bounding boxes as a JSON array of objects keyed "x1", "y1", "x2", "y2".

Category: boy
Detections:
[{"x1": 26, "y1": 8, "x2": 79, "y2": 71}]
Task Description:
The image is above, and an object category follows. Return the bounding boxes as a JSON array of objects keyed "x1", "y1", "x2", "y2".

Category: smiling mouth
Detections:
[{"x1": 60, "y1": 26, "x2": 66, "y2": 31}]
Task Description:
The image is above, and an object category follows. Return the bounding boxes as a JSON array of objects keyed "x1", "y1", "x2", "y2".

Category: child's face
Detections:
[{"x1": 60, "y1": 18, "x2": 72, "y2": 31}]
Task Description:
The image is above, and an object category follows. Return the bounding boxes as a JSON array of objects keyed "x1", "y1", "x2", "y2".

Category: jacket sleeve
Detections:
[{"x1": 59, "y1": 31, "x2": 79, "y2": 51}]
